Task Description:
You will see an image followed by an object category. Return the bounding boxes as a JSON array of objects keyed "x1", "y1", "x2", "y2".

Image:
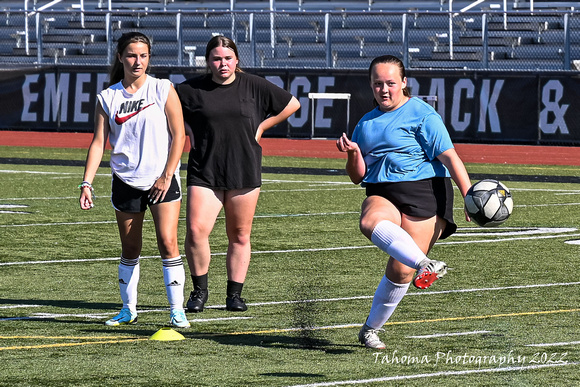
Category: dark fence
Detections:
[{"x1": 2, "y1": 9, "x2": 580, "y2": 71}]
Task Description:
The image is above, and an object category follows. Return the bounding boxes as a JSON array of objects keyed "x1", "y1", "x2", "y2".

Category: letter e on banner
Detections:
[{"x1": 21, "y1": 74, "x2": 39, "y2": 122}]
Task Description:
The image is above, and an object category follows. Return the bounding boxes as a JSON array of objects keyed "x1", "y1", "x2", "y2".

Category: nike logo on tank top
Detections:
[{"x1": 114, "y1": 101, "x2": 155, "y2": 124}]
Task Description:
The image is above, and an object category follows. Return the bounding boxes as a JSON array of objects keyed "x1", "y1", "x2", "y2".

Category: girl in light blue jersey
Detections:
[{"x1": 337, "y1": 55, "x2": 472, "y2": 349}]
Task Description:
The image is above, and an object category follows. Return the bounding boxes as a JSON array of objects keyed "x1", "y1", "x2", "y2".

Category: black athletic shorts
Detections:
[
  {"x1": 365, "y1": 177, "x2": 457, "y2": 239},
  {"x1": 111, "y1": 174, "x2": 182, "y2": 213}
]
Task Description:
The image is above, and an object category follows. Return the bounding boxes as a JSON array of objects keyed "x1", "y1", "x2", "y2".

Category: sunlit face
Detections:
[
  {"x1": 119, "y1": 42, "x2": 150, "y2": 79},
  {"x1": 370, "y1": 62, "x2": 408, "y2": 112},
  {"x1": 207, "y1": 46, "x2": 238, "y2": 84}
]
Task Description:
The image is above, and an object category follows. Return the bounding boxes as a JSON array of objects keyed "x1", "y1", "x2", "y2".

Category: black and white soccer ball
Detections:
[{"x1": 464, "y1": 179, "x2": 513, "y2": 227}]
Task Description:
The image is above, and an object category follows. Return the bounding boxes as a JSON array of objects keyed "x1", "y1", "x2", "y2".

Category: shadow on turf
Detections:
[
  {"x1": 85, "y1": 328, "x2": 359, "y2": 354},
  {"x1": 195, "y1": 332, "x2": 356, "y2": 354},
  {"x1": 2, "y1": 296, "x2": 358, "y2": 353},
  {"x1": 79, "y1": 327, "x2": 357, "y2": 354},
  {"x1": 260, "y1": 372, "x2": 325, "y2": 378}
]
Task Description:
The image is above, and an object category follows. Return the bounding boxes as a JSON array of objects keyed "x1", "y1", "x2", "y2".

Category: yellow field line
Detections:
[
  {"x1": 228, "y1": 308, "x2": 580, "y2": 335},
  {"x1": 0, "y1": 338, "x2": 148, "y2": 350}
]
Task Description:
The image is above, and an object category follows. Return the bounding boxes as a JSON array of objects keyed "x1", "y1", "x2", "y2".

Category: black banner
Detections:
[{"x1": 1, "y1": 66, "x2": 579, "y2": 145}]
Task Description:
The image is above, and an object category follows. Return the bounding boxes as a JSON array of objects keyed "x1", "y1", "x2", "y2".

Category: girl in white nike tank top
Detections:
[
  {"x1": 79, "y1": 32, "x2": 190, "y2": 328},
  {"x1": 98, "y1": 75, "x2": 177, "y2": 190}
]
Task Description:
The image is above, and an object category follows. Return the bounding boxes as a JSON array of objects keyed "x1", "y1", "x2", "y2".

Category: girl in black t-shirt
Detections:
[{"x1": 176, "y1": 35, "x2": 300, "y2": 312}]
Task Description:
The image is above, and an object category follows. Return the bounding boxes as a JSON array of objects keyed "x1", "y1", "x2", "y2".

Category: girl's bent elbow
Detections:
[{"x1": 350, "y1": 176, "x2": 363, "y2": 185}]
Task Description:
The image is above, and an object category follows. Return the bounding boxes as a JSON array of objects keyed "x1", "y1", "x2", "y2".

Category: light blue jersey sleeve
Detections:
[{"x1": 417, "y1": 111, "x2": 454, "y2": 161}]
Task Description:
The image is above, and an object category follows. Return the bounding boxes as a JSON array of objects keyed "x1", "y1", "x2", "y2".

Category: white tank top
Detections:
[{"x1": 97, "y1": 75, "x2": 179, "y2": 190}]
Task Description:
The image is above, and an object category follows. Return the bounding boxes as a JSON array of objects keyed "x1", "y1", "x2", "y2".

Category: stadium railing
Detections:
[{"x1": 1, "y1": 7, "x2": 579, "y2": 71}]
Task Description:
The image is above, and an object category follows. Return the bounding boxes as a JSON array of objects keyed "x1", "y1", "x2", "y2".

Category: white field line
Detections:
[
  {"x1": 453, "y1": 227, "x2": 577, "y2": 237},
  {"x1": 0, "y1": 187, "x2": 359, "y2": 202},
  {"x1": 226, "y1": 281, "x2": 580, "y2": 308},
  {"x1": 511, "y1": 187, "x2": 580, "y2": 192},
  {"x1": 437, "y1": 232, "x2": 580, "y2": 245},
  {"x1": 181, "y1": 230, "x2": 580, "y2": 254},
  {"x1": 0, "y1": 304, "x2": 253, "y2": 321},
  {"x1": 406, "y1": 330, "x2": 492, "y2": 339},
  {"x1": 238, "y1": 281, "x2": 580, "y2": 307},
  {"x1": 261, "y1": 187, "x2": 360, "y2": 192},
  {"x1": 515, "y1": 202, "x2": 580, "y2": 208},
  {"x1": 1, "y1": 195, "x2": 579, "y2": 212},
  {"x1": 28, "y1": 312, "x2": 113, "y2": 319},
  {"x1": 248, "y1": 282, "x2": 580, "y2": 306},
  {"x1": 188, "y1": 316, "x2": 253, "y2": 323},
  {"x1": 255, "y1": 211, "x2": 359, "y2": 218},
  {"x1": 2, "y1": 168, "x2": 580, "y2": 188},
  {"x1": 0, "y1": 170, "x2": 578, "y2": 203},
  {"x1": 0, "y1": 170, "x2": 110, "y2": 176},
  {"x1": 525, "y1": 341, "x2": 580, "y2": 347},
  {"x1": 0, "y1": 196, "x2": 93, "y2": 201},
  {"x1": 1, "y1": 226, "x2": 579, "y2": 265},
  {"x1": 2, "y1": 282, "x2": 578, "y2": 320},
  {"x1": 1, "y1": 168, "x2": 580, "y2": 193},
  {"x1": 0, "y1": 314, "x2": 253, "y2": 322},
  {"x1": 0, "y1": 220, "x2": 119, "y2": 228},
  {"x1": 0, "y1": 170, "x2": 339, "y2": 183},
  {"x1": 0, "y1": 168, "x2": 578, "y2": 187},
  {"x1": 263, "y1": 179, "x2": 352, "y2": 185},
  {"x1": 0, "y1": 304, "x2": 42, "y2": 309},
  {"x1": 0, "y1": 211, "x2": 359, "y2": 228},
  {"x1": 286, "y1": 362, "x2": 579, "y2": 387}
]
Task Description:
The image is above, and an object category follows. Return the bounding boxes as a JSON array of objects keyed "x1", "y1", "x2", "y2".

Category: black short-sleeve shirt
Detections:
[{"x1": 176, "y1": 72, "x2": 293, "y2": 190}]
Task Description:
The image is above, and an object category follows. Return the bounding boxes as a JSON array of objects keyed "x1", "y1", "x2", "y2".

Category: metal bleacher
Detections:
[{"x1": 1, "y1": 0, "x2": 580, "y2": 70}]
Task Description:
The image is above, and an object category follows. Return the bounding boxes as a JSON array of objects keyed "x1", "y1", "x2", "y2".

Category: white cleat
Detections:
[{"x1": 358, "y1": 323, "x2": 386, "y2": 349}]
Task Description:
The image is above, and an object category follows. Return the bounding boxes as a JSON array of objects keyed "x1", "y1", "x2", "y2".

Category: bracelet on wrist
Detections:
[{"x1": 78, "y1": 181, "x2": 93, "y2": 190}]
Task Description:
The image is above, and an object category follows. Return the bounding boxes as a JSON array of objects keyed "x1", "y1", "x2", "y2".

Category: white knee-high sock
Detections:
[
  {"x1": 366, "y1": 275, "x2": 410, "y2": 329},
  {"x1": 162, "y1": 256, "x2": 186, "y2": 311},
  {"x1": 118, "y1": 256, "x2": 140, "y2": 312},
  {"x1": 371, "y1": 220, "x2": 428, "y2": 269}
]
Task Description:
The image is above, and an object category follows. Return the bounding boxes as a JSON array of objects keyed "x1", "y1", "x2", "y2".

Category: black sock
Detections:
[
  {"x1": 226, "y1": 280, "x2": 244, "y2": 298},
  {"x1": 192, "y1": 274, "x2": 208, "y2": 291}
]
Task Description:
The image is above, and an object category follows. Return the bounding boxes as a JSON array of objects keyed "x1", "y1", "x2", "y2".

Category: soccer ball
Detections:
[{"x1": 464, "y1": 179, "x2": 513, "y2": 227}]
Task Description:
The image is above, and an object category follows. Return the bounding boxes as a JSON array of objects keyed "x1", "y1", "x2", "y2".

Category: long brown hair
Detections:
[
  {"x1": 108, "y1": 32, "x2": 152, "y2": 87},
  {"x1": 204, "y1": 35, "x2": 242, "y2": 73},
  {"x1": 368, "y1": 55, "x2": 410, "y2": 106}
]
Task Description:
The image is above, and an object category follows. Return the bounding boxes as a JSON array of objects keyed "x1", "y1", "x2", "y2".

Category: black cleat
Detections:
[
  {"x1": 186, "y1": 289, "x2": 208, "y2": 313},
  {"x1": 225, "y1": 294, "x2": 248, "y2": 312}
]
